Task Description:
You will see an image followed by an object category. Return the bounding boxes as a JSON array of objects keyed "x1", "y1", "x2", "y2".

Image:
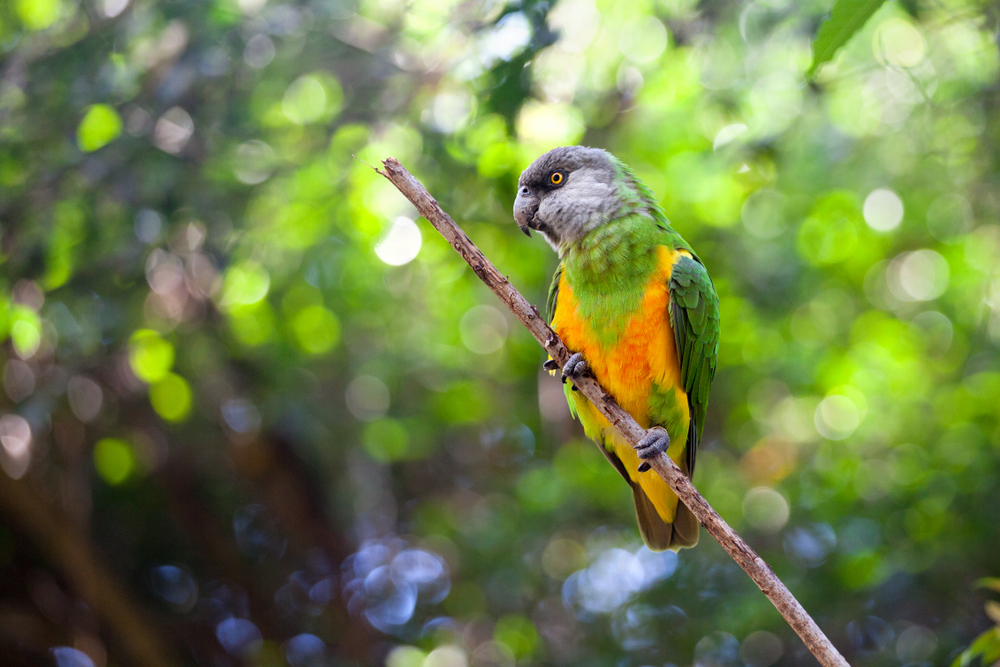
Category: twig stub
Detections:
[{"x1": 379, "y1": 156, "x2": 851, "y2": 667}]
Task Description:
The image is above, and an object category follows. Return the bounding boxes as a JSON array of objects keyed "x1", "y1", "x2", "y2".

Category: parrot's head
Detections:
[{"x1": 514, "y1": 146, "x2": 623, "y2": 252}]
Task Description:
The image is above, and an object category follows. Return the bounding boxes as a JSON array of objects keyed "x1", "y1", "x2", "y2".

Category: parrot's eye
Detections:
[{"x1": 549, "y1": 171, "x2": 564, "y2": 186}]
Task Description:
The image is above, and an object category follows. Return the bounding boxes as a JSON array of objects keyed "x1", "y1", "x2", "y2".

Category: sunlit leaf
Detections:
[
  {"x1": 16, "y1": 0, "x2": 63, "y2": 30},
  {"x1": 385, "y1": 646, "x2": 426, "y2": 667},
  {"x1": 494, "y1": 614, "x2": 539, "y2": 658},
  {"x1": 10, "y1": 306, "x2": 42, "y2": 358},
  {"x1": 228, "y1": 301, "x2": 278, "y2": 347},
  {"x1": 219, "y1": 262, "x2": 270, "y2": 307},
  {"x1": 150, "y1": 373, "x2": 193, "y2": 422},
  {"x1": 808, "y1": 0, "x2": 888, "y2": 77},
  {"x1": 362, "y1": 419, "x2": 409, "y2": 461},
  {"x1": 129, "y1": 330, "x2": 175, "y2": 383},
  {"x1": 952, "y1": 628, "x2": 1000, "y2": 667},
  {"x1": 282, "y1": 75, "x2": 327, "y2": 125},
  {"x1": 289, "y1": 305, "x2": 340, "y2": 355},
  {"x1": 44, "y1": 200, "x2": 86, "y2": 289},
  {"x1": 987, "y1": 601, "x2": 1000, "y2": 625},
  {"x1": 94, "y1": 438, "x2": 135, "y2": 485},
  {"x1": 77, "y1": 104, "x2": 123, "y2": 152}
]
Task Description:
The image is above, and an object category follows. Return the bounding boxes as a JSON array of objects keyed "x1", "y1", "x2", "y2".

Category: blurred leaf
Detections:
[
  {"x1": 432, "y1": 381, "x2": 493, "y2": 424},
  {"x1": 43, "y1": 200, "x2": 86, "y2": 289},
  {"x1": 129, "y1": 330, "x2": 175, "y2": 383},
  {"x1": 9, "y1": 306, "x2": 41, "y2": 358},
  {"x1": 94, "y1": 438, "x2": 135, "y2": 485},
  {"x1": 808, "y1": 0, "x2": 888, "y2": 77},
  {"x1": 77, "y1": 104, "x2": 123, "y2": 153},
  {"x1": 219, "y1": 262, "x2": 271, "y2": 308},
  {"x1": 952, "y1": 627, "x2": 1000, "y2": 667},
  {"x1": 987, "y1": 601, "x2": 1000, "y2": 625},
  {"x1": 385, "y1": 646, "x2": 426, "y2": 667},
  {"x1": 149, "y1": 373, "x2": 193, "y2": 422},
  {"x1": 362, "y1": 419, "x2": 409, "y2": 462},
  {"x1": 16, "y1": 0, "x2": 62, "y2": 30},
  {"x1": 494, "y1": 614, "x2": 539, "y2": 658},
  {"x1": 228, "y1": 302, "x2": 278, "y2": 347},
  {"x1": 289, "y1": 305, "x2": 341, "y2": 355}
]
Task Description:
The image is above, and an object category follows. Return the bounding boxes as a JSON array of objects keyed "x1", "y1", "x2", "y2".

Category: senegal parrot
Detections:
[{"x1": 513, "y1": 146, "x2": 720, "y2": 551}]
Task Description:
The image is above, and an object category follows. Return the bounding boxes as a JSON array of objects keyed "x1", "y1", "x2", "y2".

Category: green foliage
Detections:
[
  {"x1": 76, "y1": 104, "x2": 123, "y2": 153},
  {"x1": 8, "y1": 306, "x2": 41, "y2": 358},
  {"x1": 93, "y1": 438, "x2": 135, "y2": 485},
  {"x1": 808, "y1": 0, "x2": 889, "y2": 76},
  {"x1": 362, "y1": 418, "x2": 410, "y2": 462},
  {"x1": 15, "y1": 0, "x2": 62, "y2": 31},
  {"x1": 1, "y1": 0, "x2": 999, "y2": 665},
  {"x1": 494, "y1": 613, "x2": 540, "y2": 657},
  {"x1": 952, "y1": 605, "x2": 1000, "y2": 667},
  {"x1": 289, "y1": 305, "x2": 341, "y2": 354},
  {"x1": 953, "y1": 579, "x2": 1000, "y2": 666},
  {"x1": 149, "y1": 372, "x2": 193, "y2": 422},
  {"x1": 128, "y1": 330, "x2": 174, "y2": 383}
]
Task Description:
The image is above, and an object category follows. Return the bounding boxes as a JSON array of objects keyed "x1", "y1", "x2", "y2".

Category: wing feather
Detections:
[
  {"x1": 668, "y1": 255, "x2": 720, "y2": 476},
  {"x1": 546, "y1": 263, "x2": 564, "y2": 323}
]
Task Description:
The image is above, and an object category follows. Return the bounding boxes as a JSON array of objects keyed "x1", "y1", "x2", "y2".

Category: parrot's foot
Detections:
[
  {"x1": 636, "y1": 427, "x2": 670, "y2": 469},
  {"x1": 542, "y1": 359, "x2": 559, "y2": 372},
  {"x1": 561, "y1": 353, "x2": 588, "y2": 383}
]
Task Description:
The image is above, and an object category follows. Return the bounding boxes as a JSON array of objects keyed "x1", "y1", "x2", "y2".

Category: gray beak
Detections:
[{"x1": 513, "y1": 188, "x2": 539, "y2": 238}]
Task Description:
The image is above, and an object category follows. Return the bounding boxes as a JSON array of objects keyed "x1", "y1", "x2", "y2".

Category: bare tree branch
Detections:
[{"x1": 378, "y1": 157, "x2": 851, "y2": 667}]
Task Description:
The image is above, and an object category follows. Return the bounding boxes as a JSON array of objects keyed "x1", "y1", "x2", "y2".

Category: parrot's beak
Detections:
[{"x1": 513, "y1": 189, "x2": 539, "y2": 238}]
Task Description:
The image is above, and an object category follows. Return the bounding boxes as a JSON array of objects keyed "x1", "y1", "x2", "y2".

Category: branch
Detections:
[{"x1": 379, "y1": 157, "x2": 851, "y2": 667}]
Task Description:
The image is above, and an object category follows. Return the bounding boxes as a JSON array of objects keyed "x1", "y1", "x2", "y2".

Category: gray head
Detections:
[{"x1": 513, "y1": 146, "x2": 621, "y2": 252}]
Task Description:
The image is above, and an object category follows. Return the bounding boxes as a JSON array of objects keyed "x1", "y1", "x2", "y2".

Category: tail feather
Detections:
[
  {"x1": 589, "y1": 423, "x2": 701, "y2": 552},
  {"x1": 630, "y1": 446, "x2": 700, "y2": 551},
  {"x1": 632, "y1": 484, "x2": 699, "y2": 551}
]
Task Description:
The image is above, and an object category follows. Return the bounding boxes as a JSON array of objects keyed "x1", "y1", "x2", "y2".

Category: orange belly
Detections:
[{"x1": 552, "y1": 245, "x2": 691, "y2": 522}]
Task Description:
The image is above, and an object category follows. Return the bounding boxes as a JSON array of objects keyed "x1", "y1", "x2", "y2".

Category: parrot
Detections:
[{"x1": 513, "y1": 146, "x2": 720, "y2": 551}]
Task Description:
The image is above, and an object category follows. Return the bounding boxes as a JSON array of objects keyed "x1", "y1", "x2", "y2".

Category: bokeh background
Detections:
[{"x1": 2, "y1": 0, "x2": 1000, "y2": 665}]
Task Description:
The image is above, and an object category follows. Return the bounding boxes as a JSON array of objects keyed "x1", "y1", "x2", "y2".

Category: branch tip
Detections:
[{"x1": 352, "y1": 153, "x2": 384, "y2": 175}]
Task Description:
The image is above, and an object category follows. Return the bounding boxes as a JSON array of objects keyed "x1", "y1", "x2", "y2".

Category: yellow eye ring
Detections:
[{"x1": 550, "y1": 172, "x2": 564, "y2": 185}]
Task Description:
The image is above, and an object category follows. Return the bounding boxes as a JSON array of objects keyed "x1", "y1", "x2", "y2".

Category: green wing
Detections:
[
  {"x1": 668, "y1": 255, "x2": 719, "y2": 475},
  {"x1": 546, "y1": 262, "x2": 564, "y2": 323}
]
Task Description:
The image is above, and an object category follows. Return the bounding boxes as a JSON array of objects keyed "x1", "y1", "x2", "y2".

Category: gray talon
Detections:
[
  {"x1": 543, "y1": 359, "x2": 559, "y2": 371},
  {"x1": 636, "y1": 427, "x2": 670, "y2": 460},
  {"x1": 561, "y1": 352, "x2": 588, "y2": 381}
]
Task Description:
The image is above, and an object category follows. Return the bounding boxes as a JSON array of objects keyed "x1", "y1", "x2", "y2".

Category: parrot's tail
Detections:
[
  {"x1": 632, "y1": 487, "x2": 699, "y2": 551},
  {"x1": 594, "y1": 428, "x2": 700, "y2": 551}
]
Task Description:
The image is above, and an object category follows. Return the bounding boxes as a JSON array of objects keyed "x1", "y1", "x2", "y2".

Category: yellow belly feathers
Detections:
[{"x1": 552, "y1": 246, "x2": 691, "y2": 523}]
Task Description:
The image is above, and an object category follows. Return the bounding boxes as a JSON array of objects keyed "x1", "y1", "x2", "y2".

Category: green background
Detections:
[{"x1": 0, "y1": 0, "x2": 998, "y2": 665}]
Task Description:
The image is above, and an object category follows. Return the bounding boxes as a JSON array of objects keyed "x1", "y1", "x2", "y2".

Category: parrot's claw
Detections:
[
  {"x1": 636, "y1": 427, "x2": 670, "y2": 464},
  {"x1": 561, "y1": 352, "x2": 588, "y2": 384},
  {"x1": 542, "y1": 359, "x2": 560, "y2": 372}
]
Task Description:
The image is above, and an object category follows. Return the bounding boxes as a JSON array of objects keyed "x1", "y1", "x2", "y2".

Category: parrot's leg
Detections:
[
  {"x1": 560, "y1": 352, "x2": 588, "y2": 391},
  {"x1": 636, "y1": 427, "x2": 670, "y2": 472}
]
